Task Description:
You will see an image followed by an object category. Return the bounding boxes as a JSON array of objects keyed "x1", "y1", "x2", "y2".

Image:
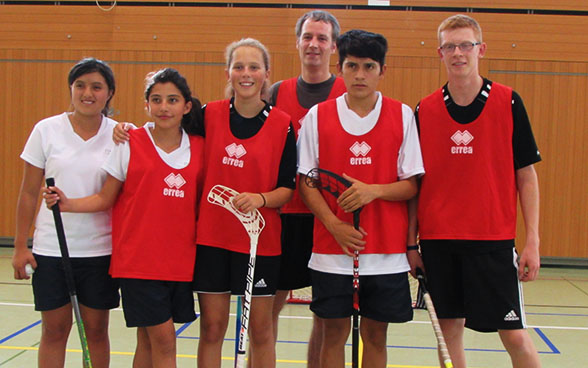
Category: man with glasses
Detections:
[{"x1": 410, "y1": 14, "x2": 542, "y2": 368}]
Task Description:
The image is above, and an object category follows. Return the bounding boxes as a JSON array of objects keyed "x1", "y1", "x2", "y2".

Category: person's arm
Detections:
[
  {"x1": 44, "y1": 174, "x2": 123, "y2": 213},
  {"x1": 406, "y1": 194, "x2": 424, "y2": 277},
  {"x1": 299, "y1": 174, "x2": 366, "y2": 257},
  {"x1": 112, "y1": 122, "x2": 137, "y2": 144},
  {"x1": 337, "y1": 175, "x2": 418, "y2": 213},
  {"x1": 232, "y1": 187, "x2": 294, "y2": 213},
  {"x1": 12, "y1": 162, "x2": 44, "y2": 279},
  {"x1": 516, "y1": 164, "x2": 540, "y2": 282}
]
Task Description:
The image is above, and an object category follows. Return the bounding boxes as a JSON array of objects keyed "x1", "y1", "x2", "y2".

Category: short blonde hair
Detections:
[
  {"x1": 437, "y1": 14, "x2": 483, "y2": 45},
  {"x1": 224, "y1": 38, "x2": 271, "y2": 99}
]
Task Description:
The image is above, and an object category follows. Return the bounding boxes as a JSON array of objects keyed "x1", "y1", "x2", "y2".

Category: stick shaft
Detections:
[
  {"x1": 235, "y1": 239, "x2": 258, "y2": 368},
  {"x1": 46, "y1": 178, "x2": 93, "y2": 368}
]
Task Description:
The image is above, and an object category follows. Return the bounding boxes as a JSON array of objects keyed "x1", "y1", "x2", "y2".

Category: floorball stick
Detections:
[
  {"x1": 45, "y1": 178, "x2": 92, "y2": 368},
  {"x1": 304, "y1": 168, "x2": 363, "y2": 368},
  {"x1": 207, "y1": 185, "x2": 265, "y2": 368},
  {"x1": 416, "y1": 268, "x2": 453, "y2": 368}
]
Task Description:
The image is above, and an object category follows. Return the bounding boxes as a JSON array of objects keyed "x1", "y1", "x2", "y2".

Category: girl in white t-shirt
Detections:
[{"x1": 12, "y1": 58, "x2": 119, "y2": 368}]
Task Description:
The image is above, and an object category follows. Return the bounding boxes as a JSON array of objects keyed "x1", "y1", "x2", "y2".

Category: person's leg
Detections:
[
  {"x1": 307, "y1": 313, "x2": 323, "y2": 368},
  {"x1": 79, "y1": 305, "x2": 111, "y2": 368},
  {"x1": 321, "y1": 317, "x2": 350, "y2": 368},
  {"x1": 420, "y1": 241, "x2": 466, "y2": 368},
  {"x1": 197, "y1": 293, "x2": 231, "y2": 368},
  {"x1": 271, "y1": 289, "x2": 290, "y2": 343},
  {"x1": 498, "y1": 329, "x2": 541, "y2": 368},
  {"x1": 438, "y1": 318, "x2": 466, "y2": 368},
  {"x1": 249, "y1": 296, "x2": 277, "y2": 368},
  {"x1": 145, "y1": 319, "x2": 178, "y2": 368},
  {"x1": 359, "y1": 317, "x2": 388, "y2": 368},
  {"x1": 133, "y1": 327, "x2": 153, "y2": 368},
  {"x1": 38, "y1": 305, "x2": 72, "y2": 368}
]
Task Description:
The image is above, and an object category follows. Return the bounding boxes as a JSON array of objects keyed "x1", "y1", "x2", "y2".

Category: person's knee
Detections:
[
  {"x1": 200, "y1": 317, "x2": 228, "y2": 343},
  {"x1": 439, "y1": 319, "x2": 465, "y2": 340},
  {"x1": 41, "y1": 320, "x2": 72, "y2": 342},
  {"x1": 359, "y1": 319, "x2": 387, "y2": 351},
  {"x1": 249, "y1": 322, "x2": 274, "y2": 346},
  {"x1": 322, "y1": 320, "x2": 350, "y2": 347},
  {"x1": 500, "y1": 329, "x2": 535, "y2": 352},
  {"x1": 84, "y1": 324, "x2": 109, "y2": 343}
]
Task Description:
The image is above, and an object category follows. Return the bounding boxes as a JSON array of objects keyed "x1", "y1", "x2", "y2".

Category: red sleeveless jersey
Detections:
[
  {"x1": 111, "y1": 128, "x2": 204, "y2": 281},
  {"x1": 276, "y1": 77, "x2": 346, "y2": 214},
  {"x1": 417, "y1": 82, "x2": 517, "y2": 240},
  {"x1": 197, "y1": 99, "x2": 290, "y2": 256},
  {"x1": 314, "y1": 97, "x2": 408, "y2": 254}
]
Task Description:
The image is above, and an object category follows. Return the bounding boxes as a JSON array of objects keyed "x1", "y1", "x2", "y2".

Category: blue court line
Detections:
[
  {"x1": 534, "y1": 327, "x2": 560, "y2": 354},
  {"x1": 177, "y1": 329, "x2": 560, "y2": 355},
  {"x1": 0, "y1": 320, "x2": 41, "y2": 344},
  {"x1": 175, "y1": 321, "x2": 194, "y2": 337}
]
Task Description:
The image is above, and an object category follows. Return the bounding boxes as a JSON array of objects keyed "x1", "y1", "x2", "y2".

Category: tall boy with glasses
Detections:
[{"x1": 410, "y1": 14, "x2": 542, "y2": 368}]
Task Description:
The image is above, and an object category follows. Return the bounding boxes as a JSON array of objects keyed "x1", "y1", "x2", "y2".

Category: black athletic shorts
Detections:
[
  {"x1": 310, "y1": 270, "x2": 413, "y2": 323},
  {"x1": 420, "y1": 239, "x2": 527, "y2": 332},
  {"x1": 193, "y1": 244, "x2": 280, "y2": 296},
  {"x1": 119, "y1": 278, "x2": 196, "y2": 327},
  {"x1": 32, "y1": 254, "x2": 119, "y2": 312},
  {"x1": 277, "y1": 214, "x2": 314, "y2": 290}
]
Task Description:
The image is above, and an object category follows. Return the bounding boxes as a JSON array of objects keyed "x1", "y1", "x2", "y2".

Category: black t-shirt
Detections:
[
  {"x1": 415, "y1": 78, "x2": 541, "y2": 169},
  {"x1": 269, "y1": 74, "x2": 338, "y2": 109},
  {"x1": 201, "y1": 99, "x2": 297, "y2": 190}
]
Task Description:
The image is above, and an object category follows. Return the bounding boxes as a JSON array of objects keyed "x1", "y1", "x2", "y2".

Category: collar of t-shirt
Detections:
[
  {"x1": 144, "y1": 122, "x2": 191, "y2": 169},
  {"x1": 229, "y1": 97, "x2": 273, "y2": 139},
  {"x1": 335, "y1": 91, "x2": 382, "y2": 136},
  {"x1": 442, "y1": 78, "x2": 492, "y2": 124}
]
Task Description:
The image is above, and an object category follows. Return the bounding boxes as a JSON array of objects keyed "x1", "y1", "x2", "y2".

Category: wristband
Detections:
[
  {"x1": 259, "y1": 193, "x2": 266, "y2": 207},
  {"x1": 407, "y1": 244, "x2": 419, "y2": 251}
]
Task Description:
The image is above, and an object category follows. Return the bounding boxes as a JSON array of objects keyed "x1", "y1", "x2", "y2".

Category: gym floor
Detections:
[{"x1": 1, "y1": 248, "x2": 587, "y2": 367}]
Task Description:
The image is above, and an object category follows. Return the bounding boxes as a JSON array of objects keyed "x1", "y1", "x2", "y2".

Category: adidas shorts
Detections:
[
  {"x1": 32, "y1": 254, "x2": 119, "y2": 312},
  {"x1": 193, "y1": 245, "x2": 280, "y2": 296},
  {"x1": 119, "y1": 278, "x2": 196, "y2": 327},
  {"x1": 420, "y1": 239, "x2": 527, "y2": 332},
  {"x1": 310, "y1": 270, "x2": 413, "y2": 323},
  {"x1": 277, "y1": 214, "x2": 313, "y2": 290}
]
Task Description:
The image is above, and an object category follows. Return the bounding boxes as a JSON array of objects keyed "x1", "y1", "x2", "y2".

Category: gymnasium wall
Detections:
[{"x1": 1, "y1": 1, "x2": 587, "y2": 260}]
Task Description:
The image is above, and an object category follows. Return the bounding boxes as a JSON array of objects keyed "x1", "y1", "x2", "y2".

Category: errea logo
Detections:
[
  {"x1": 163, "y1": 173, "x2": 186, "y2": 198},
  {"x1": 349, "y1": 141, "x2": 372, "y2": 165},
  {"x1": 223, "y1": 143, "x2": 246, "y2": 168},
  {"x1": 450, "y1": 130, "x2": 474, "y2": 155}
]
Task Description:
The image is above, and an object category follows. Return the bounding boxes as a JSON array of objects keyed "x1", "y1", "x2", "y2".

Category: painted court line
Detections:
[{"x1": 0, "y1": 321, "x2": 40, "y2": 345}]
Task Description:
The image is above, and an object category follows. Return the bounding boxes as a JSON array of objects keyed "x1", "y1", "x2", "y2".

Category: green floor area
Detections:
[{"x1": 1, "y1": 249, "x2": 587, "y2": 367}]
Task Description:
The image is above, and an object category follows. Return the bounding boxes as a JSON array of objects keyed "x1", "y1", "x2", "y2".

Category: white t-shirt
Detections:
[
  {"x1": 20, "y1": 112, "x2": 118, "y2": 257},
  {"x1": 103, "y1": 123, "x2": 191, "y2": 182},
  {"x1": 297, "y1": 92, "x2": 425, "y2": 275}
]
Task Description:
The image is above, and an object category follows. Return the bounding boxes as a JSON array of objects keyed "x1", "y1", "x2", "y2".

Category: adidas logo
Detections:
[
  {"x1": 504, "y1": 310, "x2": 520, "y2": 321},
  {"x1": 254, "y1": 278, "x2": 267, "y2": 288}
]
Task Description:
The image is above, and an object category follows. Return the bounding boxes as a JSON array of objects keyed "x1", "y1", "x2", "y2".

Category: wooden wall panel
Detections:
[
  {"x1": 27, "y1": 0, "x2": 588, "y2": 11},
  {"x1": 0, "y1": 3, "x2": 587, "y2": 260},
  {"x1": 488, "y1": 61, "x2": 588, "y2": 259},
  {"x1": 1, "y1": 6, "x2": 587, "y2": 61}
]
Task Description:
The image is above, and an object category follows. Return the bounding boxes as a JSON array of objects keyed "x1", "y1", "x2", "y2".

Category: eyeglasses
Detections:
[{"x1": 438, "y1": 42, "x2": 481, "y2": 54}]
